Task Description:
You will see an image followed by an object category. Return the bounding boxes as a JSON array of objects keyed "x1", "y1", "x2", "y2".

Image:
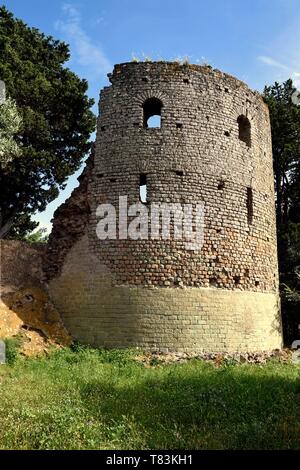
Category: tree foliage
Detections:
[
  {"x1": 263, "y1": 80, "x2": 300, "y2": 225},
  {"x1": 0, "y1": 95, "x2": 22, "y2": 167},
  {"x1": 24, "y1": 227, "x2": 49, "y2": 244},
  {"x1": 263, "y1": 80, "x2": 300, "y2": 343},
  {"x1": 0, "y1": 6, "x2": 96, "y2": 238}
]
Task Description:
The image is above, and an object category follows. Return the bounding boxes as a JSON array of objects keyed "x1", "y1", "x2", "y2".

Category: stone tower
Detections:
[{"x1": 45, "y1": 62, "x2": 282, "y2": 353}]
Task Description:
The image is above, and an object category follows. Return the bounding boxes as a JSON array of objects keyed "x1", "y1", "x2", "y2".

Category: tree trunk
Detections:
[{"x1": 0, "y1": 208, "x2": 17, "y2": 238}]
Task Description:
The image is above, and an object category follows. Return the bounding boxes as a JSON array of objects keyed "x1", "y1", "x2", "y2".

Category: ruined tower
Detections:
[{"x1": 45, "y1": 62, "x2": 282, "y2": 353}]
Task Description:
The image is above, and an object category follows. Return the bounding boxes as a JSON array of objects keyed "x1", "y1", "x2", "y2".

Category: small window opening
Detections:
[
  {"x1": 255, "y1": 280, "x2": 260, "y2": 287},
  {"x1": 101, "y1": 126, "x2": 106, "y2": 132},
  {"x1": 247, "y1": 187, "x2": 253, "y2": 224},
  {"x1": 225, "y1": 87, "x2": 229, "y2": 93},
  {"x1": 143, "y1": 97, "x2": 162, "y2": 128},
  {"x1": 96, "y1": 173, "x2": 104, "y2": 178},
  {"x1": 175, "y1": 170, "x2": 184, "y2": 177},
  {"x1": 183, "y1": 78, "x2": 189, "y2": 84},
  {"x1": 234, "y1": 275, "x2": 241, "y2": 285},
  {"x1": 109, "y1": 177, "x2": 116, "y2": 183},
  {"x1": 176, "y1": 123, "x2": 183, "y2": 129},
  {"x1": 237, "y1": 115, "x2": 251, "y2": 147},
  {"x1": 218, "y1": 180, "x2": 225, "y2": 190},
  {"x1": 209, "y1": 277, "x2": 218, "y2": 287},
  {"x1": 224, "y1": 131, "x2": 230, "y2": 137},
  {"x1": 139, "y1": 173, "x2": 147, "y2": 203}
]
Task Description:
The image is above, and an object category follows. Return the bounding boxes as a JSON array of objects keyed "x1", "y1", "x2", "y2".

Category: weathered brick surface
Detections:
[
  {"x1": 49, "y1": 235, "x2": 282, "y2": 352},
  {"x1": 44, "y1": 147, "x2": 94, "y2": 281},
  {"x1": 46, "y1": 62, "x2": 282, "y2": 352},
  {"x1": 0, "y1": 240, "x2": 45, "y2": 292}
]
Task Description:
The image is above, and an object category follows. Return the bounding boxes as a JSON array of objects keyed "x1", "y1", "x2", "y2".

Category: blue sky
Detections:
[{"x1": 3, "y1": 0, "x2": 300, "y2": 232}]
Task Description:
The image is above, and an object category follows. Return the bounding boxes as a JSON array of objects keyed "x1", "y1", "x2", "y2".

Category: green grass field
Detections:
[{"x1": 0, "y1": 346, "x2": 300, "y2": 450}]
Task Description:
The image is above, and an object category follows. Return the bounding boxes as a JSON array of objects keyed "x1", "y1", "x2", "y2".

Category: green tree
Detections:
[
  {"x1": 263, "y1": 80, "x2": 300, "y2": 226},
  {"x1": 0, "y1": 7, "x2": 96, "y2": 238},
  {"x1": 24, "y1": 227, "x2": 49, "y2": 244},
  {"x1": 0, "y1": 93, "x2": 22, "y2": 168},
  {"x1": 263, "y1": 80, "x2": 300, "y2": 343}
]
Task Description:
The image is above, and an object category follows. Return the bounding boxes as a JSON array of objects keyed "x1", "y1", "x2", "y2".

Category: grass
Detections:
[{"x1": 0, "y1": 346, "x2": 300, "y2": 450}]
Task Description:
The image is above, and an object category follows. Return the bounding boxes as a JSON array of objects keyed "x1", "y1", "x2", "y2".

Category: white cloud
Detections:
[
  {"x1": 257, "y1": 55, "x2": 290, "y2": 71},
  {"x1": 257, "y1": 55, "x2": 300, "y2": 89},
  {"x1": 55, "y1": 3, "x2": 112, "y2": 80}
]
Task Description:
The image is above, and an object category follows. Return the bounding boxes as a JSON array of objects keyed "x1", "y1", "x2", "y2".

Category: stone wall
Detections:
[
  {"x1": 45, "y1": 62, "x2": 283, "y2": 353},
  {"x1": 49, "y1": 234, "x2": 282, "y2": 353},
  {"x1": 0, "y1": 240, "x2": 72, "y2": 352},
  {"x1": 0, "y1": 240, "x2": 45, "y2": 292},
  {"x1": 44, "y1": 147, "x2": 94, "y2": 281}
]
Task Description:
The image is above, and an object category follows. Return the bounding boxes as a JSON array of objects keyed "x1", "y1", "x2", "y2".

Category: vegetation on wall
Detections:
[
  {"x1": 0, "y1": 6, "x2": 299, "y2": 343},
  {"x1": 0, "y1": 6, "x2": 96, "y2": 239}
]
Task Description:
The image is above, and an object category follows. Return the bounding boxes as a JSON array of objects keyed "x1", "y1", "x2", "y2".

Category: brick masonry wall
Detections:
[
  {"x1": 46, "y1": 62, "x2": 283, "y2": 352},
  {"x1": 44, "y1": 147, "x2": 94, "y2": 281},
  {"x1": 49, "y1": 234, "x2": 282, "y2": 352}
]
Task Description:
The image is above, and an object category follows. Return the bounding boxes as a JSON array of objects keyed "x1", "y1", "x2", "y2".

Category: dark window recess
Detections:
[
  {"x1": 225, "y1": 87, "x2": 229, "y2": 93},
  {"x1": 237, "y1": 115, "x2": 251, "y2": 147},
  {"x1": 109, "y1": 177, "x2": 116, "y2": 183},
  {"x1": 209, "y1": 277, "x2": 218, "y2": 287},
  {"x1": 176, "y1": 123, "x2": 183, "y2": 129},
  {"x1": 101, "y1": 126, "x2": 106, "y2": 131},
  {"x1": 139, "y1": 173, "x2": 147, "y2": 203},
  {"x1": 224, "y1": 131, "x2": 230, "y2": 137},
  {"x1": 234, "y1": 275, "x2": 241, "y2": 285},
  {"x1": 96, "y1": 173, "x2": 104, "y2": 178},
  {"x1": 175, "y1": 170, "x2": 184, "y2": 177},
  {"x1": 143, "y1": 97, "x2": 162, "y2": 128},
  {"x1": 142, "y1": 76, "x2": 149, "y2": 82},
  {"x1": 247, "y1": 187, "x2": 253, "y2": 224},
  {"x1": 218, "y1": 180, "x2": 225, "y2": 190},
  {"x1": 183, "y1": 78, "x2": 189, "y2": 84}
]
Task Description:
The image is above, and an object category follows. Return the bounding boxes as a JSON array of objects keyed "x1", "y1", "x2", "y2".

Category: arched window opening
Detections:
[
  {"x1": 143, "y1": 98, "x2": 162, "y2": 128},
  {"x1": 139, "y1": 173, "x2": 147, "y2": 203},
  {"x1": 237, "y1": 115, "x2": 251, "y2": 147}
]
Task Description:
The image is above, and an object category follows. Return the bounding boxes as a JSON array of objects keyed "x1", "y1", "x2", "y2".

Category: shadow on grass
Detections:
[{"x1": 79, "y1": 361, "x2": 300, "y2": 450}]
